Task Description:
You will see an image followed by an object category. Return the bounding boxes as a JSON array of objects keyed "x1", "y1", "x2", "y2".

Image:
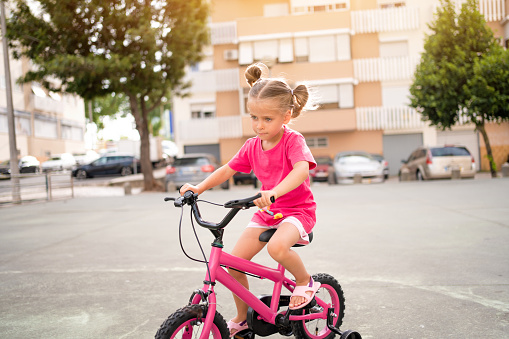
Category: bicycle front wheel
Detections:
[
  {"x1": 155, "y1": 304, "x2": 229, "y2": 339},
  {"x1": 291, "y1": 273, "x2": 345, "y2": 339}
]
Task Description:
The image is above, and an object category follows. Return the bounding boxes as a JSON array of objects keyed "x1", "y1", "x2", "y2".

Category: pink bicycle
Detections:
[{"x1": 155, "y1": 191, "x2": 361, "y2": 339}]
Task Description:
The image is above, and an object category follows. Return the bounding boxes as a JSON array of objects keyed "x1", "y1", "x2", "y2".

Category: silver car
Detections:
[
  {"x1": 399, "y1": 146, "x2": 476, "y2": 180},
  {"x1": 165, "y1": 153, "x2": 229, "y2": 191},
  {"x1": 333, "y1": 151, "x2": 385, "y2": 184}
]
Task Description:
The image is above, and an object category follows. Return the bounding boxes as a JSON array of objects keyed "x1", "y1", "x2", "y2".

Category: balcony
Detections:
[
  {"x1": 33, "y1": 95, "x2": 63, "y2": 114},
  {"x1": 354, "y1": 56, "x2": 421, "y2": 82},
  {"x1": 188, "y1": 68, "x2": 240, "y2": 93},
  {"x1": 178, "y1": 115, "x2": 242, "y2": 142},
  {"x1": 461, "y1": 0, "x2": 506, "y2": 22},
  {"x1": 210, "y1": 21, "x2": 237, "y2": 45},
  {"x1": 351, "y1": 6, "x2": 420, "y2": 34},
  {"x1": 356, "y1": 106, "x2": 425, "y2": 131}
]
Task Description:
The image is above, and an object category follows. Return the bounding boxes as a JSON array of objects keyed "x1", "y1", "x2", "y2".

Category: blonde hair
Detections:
[{"x1": 244, "y1": 63, "x2": 315, "y2": 119}]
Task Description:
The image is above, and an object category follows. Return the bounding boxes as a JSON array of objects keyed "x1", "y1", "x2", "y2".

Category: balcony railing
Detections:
[
  {"x1": 455, "y1": 0, "x2": 506, "y2": 22},
  {"x1": 189, "y1": 68, "x2": 240, "y2": 93},
  {"x1": 351, "y1": 6, "x2": 420, "y2": 34},
  {"x1": 356, "y1": 106, "x2": 425, "y2": 131},
  {"x1": 354, "y1": 56, "x2": 421, "y2": 82},
  {"x1": 178, "y1": 115, "x2": 242, "y2": 142},
  {"x1": 33, "y1": 95, "x2": 63, "y2": 114},
  {"x1": 210, "y1": 21, "x2": 237, "y2": 45}
]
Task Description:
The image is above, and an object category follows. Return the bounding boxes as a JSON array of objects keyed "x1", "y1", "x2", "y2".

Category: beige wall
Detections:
[
  {"x1": 350, "y1": 0, "x2": 377, "y2": 11},
  {"x1": 219, "y1": 137, "x2": 247, "y2": 165},
  {"x1": 214, "y1": 44, "x2": 239, "y2": 70},
  {"x1": 351, "y1": 33, "x2": 379, "y2": 59},
  {"x1": 211, "y1": 0, "x2": 276, "y2": 22},
  {"x1": 479, "y1": 122, "x2": 509, "y2": 171},
  {"x1": 355, "y1": 82, "x2": 382, "y2": 107},
  {"x1": 216, "y1": 91, "x2": 240, "y2": 117},
  {"x1": 236, "y1": 11, "x2": 351, "y2": 36}
]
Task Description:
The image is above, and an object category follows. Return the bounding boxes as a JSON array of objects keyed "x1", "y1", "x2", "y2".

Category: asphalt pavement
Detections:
[{"x1": 0, "y1": 175, "x2": 508, "y2": 338}]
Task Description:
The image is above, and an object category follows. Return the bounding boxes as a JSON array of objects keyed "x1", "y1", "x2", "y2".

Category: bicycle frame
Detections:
[{"x1": 192, "y1": 245, "x2": 331, "y2": 339}]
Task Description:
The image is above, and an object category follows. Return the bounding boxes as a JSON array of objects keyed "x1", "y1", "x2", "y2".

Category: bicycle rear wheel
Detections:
[
  {"x1": 291, "y1": 273, "x2": 345, "y2": 339},
  {"x1": 155, "y1": 304, "x2": 229, "y2": 339}
]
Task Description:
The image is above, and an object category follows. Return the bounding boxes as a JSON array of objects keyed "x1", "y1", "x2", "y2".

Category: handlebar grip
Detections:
[{"x1": 224, "y1": 194, "x2": 276, "y2": 209}]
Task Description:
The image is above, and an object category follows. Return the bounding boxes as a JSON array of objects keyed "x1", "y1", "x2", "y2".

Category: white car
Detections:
[
  {"x1": 42, "y1": 153, "x2": 77, "y2": 172},
  {"x1": 333, "y1": 151, "x2": 385, "y2": 184}
]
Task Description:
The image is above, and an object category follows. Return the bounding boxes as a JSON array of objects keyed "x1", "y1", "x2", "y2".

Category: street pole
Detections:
[{"x1": 1, "y1": 1, "x2": 21, "y2": 203}]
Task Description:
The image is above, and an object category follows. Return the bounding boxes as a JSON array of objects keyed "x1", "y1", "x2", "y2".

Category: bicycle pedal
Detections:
[{"x1": 233, "y1": 329, "x2": 255, "y2": 339}]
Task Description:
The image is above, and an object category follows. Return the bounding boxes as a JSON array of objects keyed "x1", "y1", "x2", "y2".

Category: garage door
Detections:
[
  {"x1": 383, "y1": 133, "x2": 423, "y2": 176},
  {"x1": 184, "y1": 144, "x2": 221, "y2": 163},
  {"x1": 437, "y1": 130, "x2": 479, "y2": 171}
]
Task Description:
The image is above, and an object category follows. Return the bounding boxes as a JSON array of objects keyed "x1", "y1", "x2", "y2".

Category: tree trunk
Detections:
[
  {"x1": 128, "y1": 94, "x2": 155, "y2": 191},
  {"x1": 477, "y1": 122, "x2": 497, "y2": 178}
]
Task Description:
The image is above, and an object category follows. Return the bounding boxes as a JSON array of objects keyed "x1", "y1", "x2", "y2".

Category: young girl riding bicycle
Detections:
[{"x1": 179, "y1": 63, "x2": 319, "y2": 336}]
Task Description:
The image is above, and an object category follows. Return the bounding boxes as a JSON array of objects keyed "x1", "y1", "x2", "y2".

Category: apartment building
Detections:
[
  {"x1": 173, "y1": 0, "x2": 509, "y2": 175},
  {"x1": 0, "y1": 47, "x2": 86, "y2": 162}
]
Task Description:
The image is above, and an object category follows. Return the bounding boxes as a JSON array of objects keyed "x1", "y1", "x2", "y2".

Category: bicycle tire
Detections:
[
  {"x1": 291, "y1": 273, "x2": 345, "y2": 339},
  {"x1": 155, "y1": 304, "x2": 229, "y2": 339}
]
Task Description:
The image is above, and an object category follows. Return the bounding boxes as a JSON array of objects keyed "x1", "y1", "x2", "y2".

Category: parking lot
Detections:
[{"x1": 0, "y1": 176, "x2": 508, "y2": 338}]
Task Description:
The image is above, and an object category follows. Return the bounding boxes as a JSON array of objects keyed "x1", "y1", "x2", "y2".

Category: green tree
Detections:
[
  {"x1": 465, "y1": 48, "x2": 509, "y2": 172},
  {"x1": 7, "y1": 0, "x2": 209, "y2": 190},
  {"x1": 409, "y1": 0, "x2": 503, "y2": 177}
]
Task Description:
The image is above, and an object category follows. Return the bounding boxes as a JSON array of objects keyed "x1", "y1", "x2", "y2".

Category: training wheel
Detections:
[{"x1": 339, "y1": 330, "x2": 362, "y2": 339}]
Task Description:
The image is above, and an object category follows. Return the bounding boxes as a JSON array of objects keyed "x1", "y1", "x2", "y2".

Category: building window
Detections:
[
  {"x1": 190, "y1": 103, "x2": 215, "y2": 119},
  {"x1": 291, "y1": 0, "x2": 349, "y2": 14},
  {"x1": 295, "y1": 33, "x2": 351, "y2": 63},
  {"x1": 306, "y1": 137, "x2": 329, "y2": 148},
  {"x1": 379, "y1": 1, "x2": 405, "y2": 9},
  {"x1": 61, "y1": 125, "x2": 83, "y2": 141},
  {"x1": 315, "y1": 83, "x2": 354, "y2": 109},
  {"x1": 379, "y1": 39, "x2": 409, "y2": 57},
  {"x1": 34, "y1": 118, "x2": 58, "y2": 139}
]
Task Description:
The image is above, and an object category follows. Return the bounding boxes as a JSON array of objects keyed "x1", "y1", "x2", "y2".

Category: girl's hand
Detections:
[
  {"x1": 179, "y1": 183, "x2": 201, "y2": 196},
  {"x1": 254, "y1": 190, "x2": 277, "y2": 209}
]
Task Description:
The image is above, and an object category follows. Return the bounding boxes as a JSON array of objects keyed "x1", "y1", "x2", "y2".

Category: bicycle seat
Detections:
[{"x1": 258, "y1": 229, "x2": 313, "y2": 247}]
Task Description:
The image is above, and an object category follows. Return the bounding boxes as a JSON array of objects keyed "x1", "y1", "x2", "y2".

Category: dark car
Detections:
[
  {"x1": 233, "y1": 170, "x2": 258, "y2": 188},
  {"x1": 165, "y1": 153, "x2": 229, "y2": 191},
  {"x1": 310, "y1": 156, "x2": 336, "y2": 184},
  {"x1": 72, "y1": 154, "x2": 141, "y2": 179}
]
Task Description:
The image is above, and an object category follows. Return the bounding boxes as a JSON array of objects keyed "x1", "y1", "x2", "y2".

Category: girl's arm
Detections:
[
  {"x1": 180, "y1": 164, "x2": 236, "y2": 195},
  {"x1": 255, "y1": 160, "x2": 310, "y2": 208}
]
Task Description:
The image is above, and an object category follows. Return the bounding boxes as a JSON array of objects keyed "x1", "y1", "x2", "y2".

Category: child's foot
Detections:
[
  {"x1": 227, "y1": 318, "x2": 248, "y2": 336},
  {"x1": 289, "y1": 276, "x2": 321, "y2": 310}
]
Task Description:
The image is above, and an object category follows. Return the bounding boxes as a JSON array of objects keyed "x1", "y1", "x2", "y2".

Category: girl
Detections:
[{"x1": 179, "y1": 63, "x2": 319, "y2": 336}]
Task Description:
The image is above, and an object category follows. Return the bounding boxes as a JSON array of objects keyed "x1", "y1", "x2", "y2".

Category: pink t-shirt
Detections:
[{"x1": 228, "y1": 126, "x2": 317, "y2": 233}]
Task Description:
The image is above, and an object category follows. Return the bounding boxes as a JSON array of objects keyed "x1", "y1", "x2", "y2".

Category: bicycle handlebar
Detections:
[{"x1": 164, "y1": 191, "x2": 275, "y2": 233}]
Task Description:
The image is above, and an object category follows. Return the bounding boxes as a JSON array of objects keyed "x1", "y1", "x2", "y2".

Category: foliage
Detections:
[
  {"x1": 465, "y1": 47, "x2": 509, "y2": 122},
  {"x1": 409, "y1": 0, "x2": 505, "y2": 176},
  {"x1": 7, "y1": 0, "x2": 209, "y2": 189}
]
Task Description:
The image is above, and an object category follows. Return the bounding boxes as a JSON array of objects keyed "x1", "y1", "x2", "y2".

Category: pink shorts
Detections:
[{"x1": 247, "y1": 216, "x2": 310, "y2": 245}]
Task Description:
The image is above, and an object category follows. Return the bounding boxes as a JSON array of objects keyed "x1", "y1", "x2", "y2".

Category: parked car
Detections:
[
  {"x1": 233, "y1": 170, "x2": 258, "y2": 188},
  {"x1": 72, "y1": 154, "x2": 141, "y2": 179},
  {"x1": 370, "y1": 153, "x2": 389, "y2": 180},
  {"x1": 165, "y1": 153, "x2": 229, "y2": 191},
  {"x1": 72, "y1": 150, "x2": 100, "y2": 165},
  {"x1": 42, "y1": 153, "x2": 76, "y2": 172},
  {"x1": 0, "y1": 156, "x2": 41, "y2": 177},
  {"x1": 399, "y1": 145, "x2": 476, "y2": 180},
  {"x1": 309, "y1": 155, "x2": 336, "y2": 184},
  {"x1": 333, "y1": 151, "x2": 385, "y2": 184}
]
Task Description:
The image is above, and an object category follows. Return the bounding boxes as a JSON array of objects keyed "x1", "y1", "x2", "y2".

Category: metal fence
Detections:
[{"x1": 0, "y1": 172, "x2": 74, "y2": 206}]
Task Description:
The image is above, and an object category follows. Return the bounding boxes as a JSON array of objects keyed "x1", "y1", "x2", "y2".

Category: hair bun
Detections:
[{"x1": 245, "y1": 64, "x2": 263, "y2": 87}]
